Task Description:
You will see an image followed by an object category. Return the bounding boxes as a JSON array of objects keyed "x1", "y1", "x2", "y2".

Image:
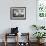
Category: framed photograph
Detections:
[{"x1": 10, "y1": 7, "x2": 26, "y2": 20}]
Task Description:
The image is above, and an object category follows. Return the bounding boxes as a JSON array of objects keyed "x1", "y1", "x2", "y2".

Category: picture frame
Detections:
[{"x1": 10, "y1": 7, "x2": 26, "y2": 20}]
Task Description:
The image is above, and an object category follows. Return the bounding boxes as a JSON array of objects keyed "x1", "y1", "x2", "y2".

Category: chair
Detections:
[
  {"x1": 4, "y1": 33, "x2": 18, "y2": 46},
  {"x1": 4, "y1": 27, "x2": 19, "y2": 46},
  {"x1": 18, "y1": 33, "x2": 30, "y2": 46}
]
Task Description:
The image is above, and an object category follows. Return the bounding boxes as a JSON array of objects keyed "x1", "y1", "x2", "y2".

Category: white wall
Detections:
[
  {"x1": 0, "y1": 0, "x2": 37, "y2": 34},
  {"x1": 0, "y1": 0, "x2": 37, "y2": 42}
]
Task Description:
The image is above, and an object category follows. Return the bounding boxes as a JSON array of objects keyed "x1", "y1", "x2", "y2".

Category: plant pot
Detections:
[
  {"x1": 37, "y1": 39, "x2": 40, "y2": 43},
  {"x1": 37, "y1": 39, "x2": 45, "y2": 44},
  {"x1": 40, "y1": 38, "x2": 45, "y2": 43}
]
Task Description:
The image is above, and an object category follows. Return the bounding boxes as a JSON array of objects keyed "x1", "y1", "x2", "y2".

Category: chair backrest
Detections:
[
  {"x1": 18, "y1": 33, "x2": 29, "y2": 42},
  {"x1": 11, "y1": 27, "x2": 18, "y2": 34}
]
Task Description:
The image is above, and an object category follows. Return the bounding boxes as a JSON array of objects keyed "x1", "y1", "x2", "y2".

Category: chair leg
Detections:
[
  {"x1": 4, "y1": 33, "x2": 7, "y2": 46},
  {"x1": 4, "y1": 41, "x2": 7, "y2": 46}
]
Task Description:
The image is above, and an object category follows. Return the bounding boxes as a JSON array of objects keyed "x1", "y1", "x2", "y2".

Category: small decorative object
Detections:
[
  {"x1": 19, "y1": 42, "x2": 26, "y2": 46},
  {"x1": 10, "y1": 7, "x2": 26, "y2": 20}
]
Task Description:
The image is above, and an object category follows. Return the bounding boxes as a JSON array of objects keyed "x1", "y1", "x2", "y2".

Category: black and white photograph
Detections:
[{"x1": 10, "y1": 7, "x2": 26, "y2": 20}]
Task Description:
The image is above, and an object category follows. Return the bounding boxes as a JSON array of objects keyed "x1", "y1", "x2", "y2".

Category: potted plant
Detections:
[{"x1": 33, "y1": 32, "x2": 46, "y2": 43}]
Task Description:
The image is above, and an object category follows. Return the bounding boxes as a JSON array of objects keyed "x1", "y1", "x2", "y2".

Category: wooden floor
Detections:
[{"x1": 0, "y1": 42, "x2": 46, "y2": 46}]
